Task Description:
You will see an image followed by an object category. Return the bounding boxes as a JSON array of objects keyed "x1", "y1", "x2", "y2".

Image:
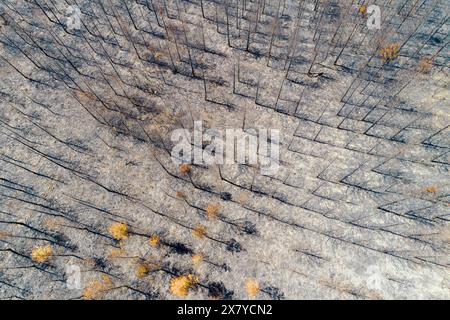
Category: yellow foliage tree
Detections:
[
  {"x1": 31, "y1": 246, "x2": 53, "y2": 264},
  {"x1": 418, "y1": 57, "x2": 433, "y2": 74},
  {"x1": 192, "y1": 254, "x2": 203, "y2": 266},
  {"x1": 179, "y1": 164, "x2": 191, "y2": 174},
  {"x1": 246, "y1": 279, "x2": 260, "y2": 299},
  {"x1": 205, "y1": 203, "x2": 221, "y2": 219},
  {"x1": 83, "y1": 276, "x2": 114, "y2": 300},
  {"x1": 426, "y1": 186, "x2": 437, "y2": 193},
  {"x1": 149, "y1": 235, "x2": 161, "y2": 247},
  {"x1": 170, "y1": 275, "x2": 199, "y2": 298},
  {"x1": 192, "y1": 225, "x2": 207, "y2": 239},
  {"x1": 359, "y1": 5, "x2": 367, "y2": 15}
]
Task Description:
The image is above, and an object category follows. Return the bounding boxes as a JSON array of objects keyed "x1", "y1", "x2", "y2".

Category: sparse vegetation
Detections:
[
  {"x1": 149, "y1": 235, "x2": 161, "y2": 247},
  {"x1": 359, "y1": 5, "x2": 368, "y2": 15},
  {"x1": 246, "y1": 280, "x2": 260, "y2": 299},
  {"x1": 176, "y1": 191, "x2": 187, "y2": 199},
  {"x1": 205, "y1": 203, "x2": 221, "y2": 219},
  {"x1": 136, "y1": 263, "x2": 151, "y2": 279},
  {"x1": 179, "y1": 164, "x2": 192, "y2": 175},
  {"x1": 419, "y1": 57, "x2": 434, "y2": 74},
  {"x1": 192, "y1": 254, "x2": 203, "y2": 266},
  {"x1": 170, "y1": 275, "x2": 199, "y2": 298},
  {"x1": 83, "y1": 276, "x2": 114, "y2": 300},
  {"x1": 380, "y1": 44, "x2": 401, "y2": 62},
  {"x1": 31, "y1": 246, "x2": 53, "y2": 264},
  {"x1": 109, "y1": 223, "x2": 129, "y2": 241},
  {"x1": 193, "y1": 225, "x2": 207, "y2": 239},
  {"x1": 0, "y1": 0, "x2": 448, "y2": 301},
  {"x1": 426, "y1": 186, "x2": 438, "y2": 193}
]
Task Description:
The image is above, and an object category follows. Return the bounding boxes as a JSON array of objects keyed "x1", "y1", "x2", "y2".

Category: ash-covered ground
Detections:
[{"x1": 0, "y1": 0, "x2": 449, "y2": 300}]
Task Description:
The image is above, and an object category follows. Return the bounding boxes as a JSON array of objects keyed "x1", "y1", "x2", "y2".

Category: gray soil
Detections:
[{"x1": 0, "y1": 0, "x2": 449, "y2": 299}]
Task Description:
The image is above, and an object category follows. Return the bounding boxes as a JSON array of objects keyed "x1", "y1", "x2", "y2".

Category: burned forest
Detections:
[{"x1": 0, "y1": 0, "x2": 449, "y2": 300}]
